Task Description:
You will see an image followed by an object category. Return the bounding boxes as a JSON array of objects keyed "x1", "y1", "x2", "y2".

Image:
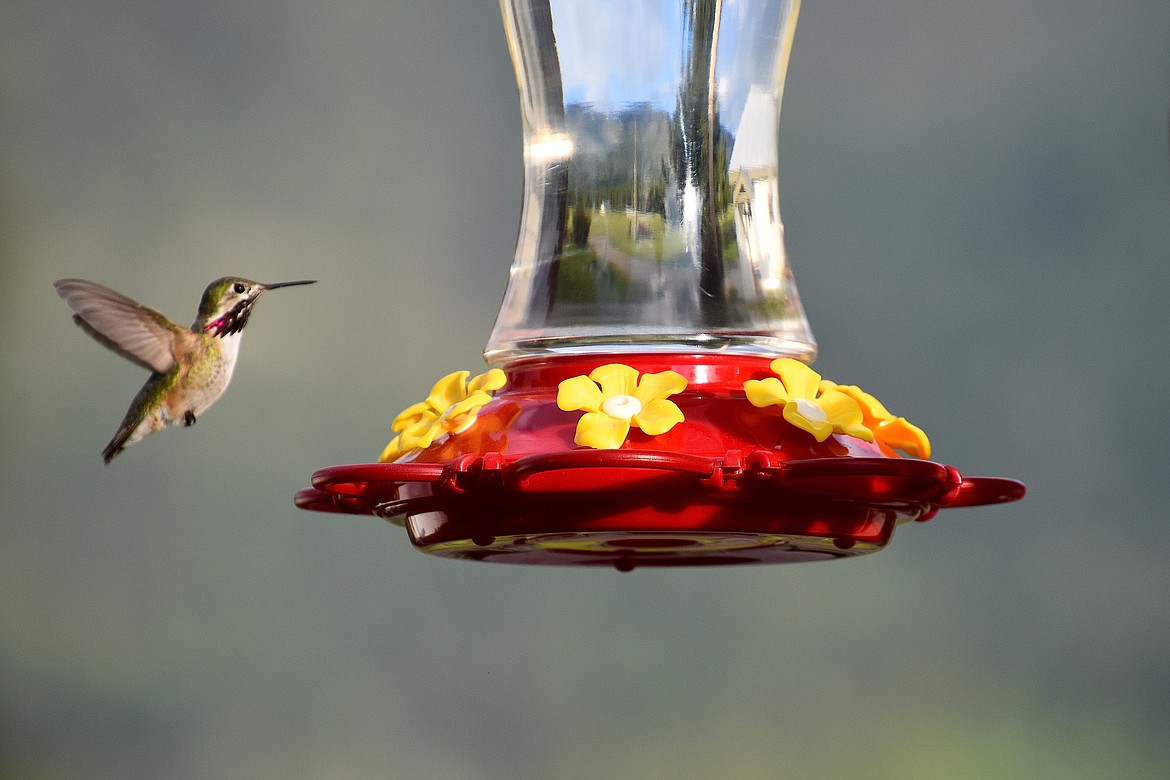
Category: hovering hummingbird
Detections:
[{"x1": 55, "y1": 276, "x2": 316, "y2": 463}]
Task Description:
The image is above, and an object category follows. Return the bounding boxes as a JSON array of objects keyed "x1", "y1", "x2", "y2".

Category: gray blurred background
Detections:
[{"x1": 2, "y1": 1, "x2": 1168, "y2": 778}]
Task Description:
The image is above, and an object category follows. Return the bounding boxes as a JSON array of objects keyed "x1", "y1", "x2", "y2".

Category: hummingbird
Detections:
[{"x1": 54, "y1": 276, "x2": 316, "y2": 463}]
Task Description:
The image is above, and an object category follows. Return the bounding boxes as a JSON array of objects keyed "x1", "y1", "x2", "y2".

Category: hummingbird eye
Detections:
[{"x1": 233, "y1": 283, "x2": 247, "y2": 294}]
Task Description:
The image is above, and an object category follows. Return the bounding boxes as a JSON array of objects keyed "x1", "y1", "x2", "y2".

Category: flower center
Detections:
[
  {"x1": 793, "y1": 398, "x2": 828, "y2": 421},
  {"x1": 437, "y1": 404, "x2": 478, "y2": 435},
  {"x1": 601, "y1": 394, "x2": 642, "y2": 420},
  {"x1": 448, "y1": 414, "x2": 477, "y2": 434}
]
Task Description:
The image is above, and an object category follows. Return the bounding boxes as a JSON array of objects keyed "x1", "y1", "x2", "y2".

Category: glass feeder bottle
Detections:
[{"x1": 485, "y1": 0, "x2": 815, "y2": 364}]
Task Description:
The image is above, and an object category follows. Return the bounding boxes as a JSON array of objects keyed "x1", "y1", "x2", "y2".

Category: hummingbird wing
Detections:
[{"x1": 54, "y1": 278, "x2": 187, "y2": 374}]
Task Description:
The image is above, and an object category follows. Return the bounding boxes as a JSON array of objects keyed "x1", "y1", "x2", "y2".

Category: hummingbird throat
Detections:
[{"x1": 205, "y1": 299, "x2": 256, "y2": 337}]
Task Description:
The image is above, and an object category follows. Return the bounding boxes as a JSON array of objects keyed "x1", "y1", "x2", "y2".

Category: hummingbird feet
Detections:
[{"x1": 183, "y1": 410, "x2": 197, "y2": 427}]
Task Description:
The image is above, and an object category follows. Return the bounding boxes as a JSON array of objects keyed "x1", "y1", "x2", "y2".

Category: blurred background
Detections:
[{"x1": 2, "y1": 1, "x2": 1168, "y2": 777}]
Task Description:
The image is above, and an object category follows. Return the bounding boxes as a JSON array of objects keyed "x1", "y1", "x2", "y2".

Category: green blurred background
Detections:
[{"x1": 2, "y1": 1, "x2": 1168, "y2": 778}]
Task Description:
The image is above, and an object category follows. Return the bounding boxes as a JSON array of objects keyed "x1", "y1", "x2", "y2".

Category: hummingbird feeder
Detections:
[{"x1": 295, "y1": 0, "x2": 1024, "y2": 569}]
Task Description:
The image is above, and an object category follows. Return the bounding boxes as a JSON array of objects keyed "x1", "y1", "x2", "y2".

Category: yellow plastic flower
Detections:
[
  {"x1": 378, "y1": 435, "x2": 405, "y2": 463},
  {"x1": 380, "y1": 368, "x2": 507, "y2": 460},
  {"x1": 819, "y1": 380, "x2": 931, "y2": 459},
  {"x1": 557, "y1": 364, "x2": 687, "y2": 450},
  {"x1": 744, "y1": 358, "x2": 874, "y2": 443}
]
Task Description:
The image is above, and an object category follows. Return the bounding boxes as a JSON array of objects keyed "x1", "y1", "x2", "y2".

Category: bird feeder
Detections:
[{"x1": 295, "y1": 0, "x2": 1024, "y2": 569}]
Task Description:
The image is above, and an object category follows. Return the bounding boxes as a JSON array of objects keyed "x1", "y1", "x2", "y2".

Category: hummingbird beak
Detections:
[{"x1": 262, "y1": 280, "x2": 317, "y2": 292}]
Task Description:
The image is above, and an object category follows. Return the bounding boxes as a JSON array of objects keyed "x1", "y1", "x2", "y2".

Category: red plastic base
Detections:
[{"x1": 295, "y1": 355, "x2": 1024, "y2": 569}]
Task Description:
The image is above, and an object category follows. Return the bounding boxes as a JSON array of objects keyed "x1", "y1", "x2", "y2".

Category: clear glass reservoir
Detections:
[{"x1": 485, "y1": 0, "x2": 816, "y2": 364}]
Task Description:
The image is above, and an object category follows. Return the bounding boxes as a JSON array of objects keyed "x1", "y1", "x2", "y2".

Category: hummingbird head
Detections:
[{"x1": 198, "y1": 277, "x2": 316, "y2": 337}]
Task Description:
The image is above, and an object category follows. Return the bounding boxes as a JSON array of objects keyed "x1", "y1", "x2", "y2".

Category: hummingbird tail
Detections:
[{"x1": 102, "y1": 422, "x2": 135, "y2": 464}]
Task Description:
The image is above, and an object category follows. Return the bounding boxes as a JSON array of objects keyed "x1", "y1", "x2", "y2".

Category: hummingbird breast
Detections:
[{"x1": 171, "y1": 332, "x2": 242, "y2": 419}]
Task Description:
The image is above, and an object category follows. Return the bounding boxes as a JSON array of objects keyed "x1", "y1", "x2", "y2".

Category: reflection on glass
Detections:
[{"x1": 485, "y1": 0, "x2": 815, "y2": 364}]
